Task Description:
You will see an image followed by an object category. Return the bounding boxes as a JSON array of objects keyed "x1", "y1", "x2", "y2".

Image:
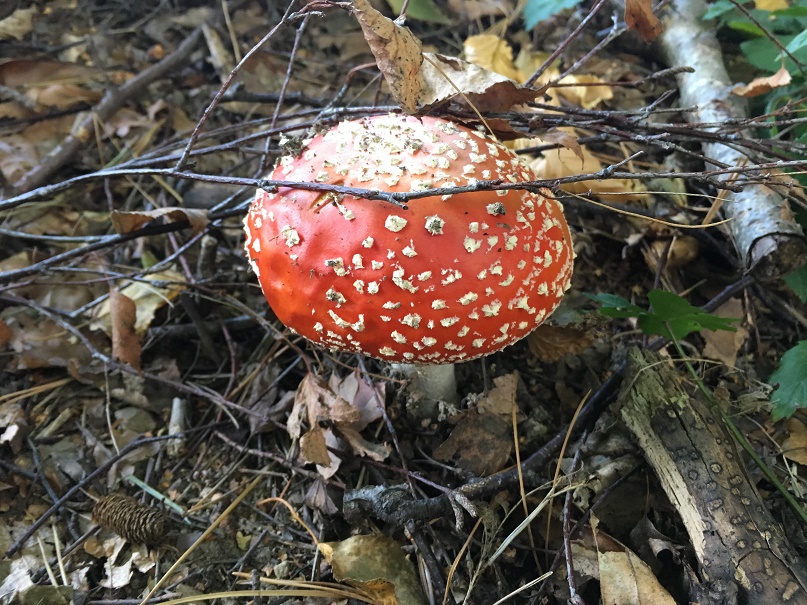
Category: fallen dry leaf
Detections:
[
  {"x1": 89, "y1": 270, "x2": 186, "y2": 336},
  {"x1": 701, "y1": 298, "x2": 747, "y2": 367},
  {"x1": 464, "y1": 34, "x2": 522, "y2": 82},
  {"x1": 528, "y1": 144, "x2": 647, "y2": 200},
  {"x1": 537, "y1": 128, "x2": 584, "y2": 162},
  {"x1": 300, "y1": 425, "x2": 332, "y2": 467},
  {"x1": 320, "y1": 535, "x2": 426, "y2": 605},
  {"x1": 780, "y1": 418, "x2": 807, "y2": 466},
  {"x1": 555, "y1": 74, "x2": 614, "y2": 109},
  {"x1": 433, "y1": 411, "x2": 511, "y2": 476},
  {"x1": 109, "y1": 289, "x2": 141, "y2": 371},
  {"x1": 0, "y1": 7, "x2": 35, "y2": 40},
  {"x1": 732, "y1": 66, "x2": 792, "y2": 97},
  {"x1": 418, "y1": 52, "x2": 538, "y2": 112},
  {"x1": 352, "y1": 0, "x2": 423, "y2": 113},
  {"x1": 624, "y1": 0, "x2": 663, "y2": 43},
  {"x1": 110, "y1": 207, "x2": 209, "y2": 237},
  {"x1": 528, "y1": 324, "x2": 595, "y2": 362}
]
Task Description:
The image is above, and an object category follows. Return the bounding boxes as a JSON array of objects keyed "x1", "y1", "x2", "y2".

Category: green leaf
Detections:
[
  {"x1": 523, "y1": 0, "x2": 583, "y2": 30},
  {"x1": 787, "y1": 28, "x2": 807, "y2": 53},
  {"x1": 644, "y1": 290, "x2": 738, "y2": 340},
  {"x1": 703, "y1": 0, "x2": 738, "y2": 20},
  {"x1": 785, "y1": 263, "x2": 807, "y2": 303},
  {"x1": 587, "y1": 289, "x2": 738, "y2": 340},
  {"x1": 384, "y1": 0, "x2": 450, "y2": 23},
  {"x1": 770, "y1": 341, "x2": 807, "y2": 420}
]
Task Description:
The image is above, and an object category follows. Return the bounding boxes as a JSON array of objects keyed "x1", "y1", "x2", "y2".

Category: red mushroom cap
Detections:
[{"x1": 244, "y1": 114, "x2": 573, "y2": 364}]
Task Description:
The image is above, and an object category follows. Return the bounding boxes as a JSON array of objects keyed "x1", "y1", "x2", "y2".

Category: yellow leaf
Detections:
[
  {"x1": 754, "y1": 0, "x2": 787, "y2": 9},
  {"x1": 463, "y1": 34, "x2": 522, "y2": 81}
]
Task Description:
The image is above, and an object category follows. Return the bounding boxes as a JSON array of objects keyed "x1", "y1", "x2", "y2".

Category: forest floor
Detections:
[{"x1": 1, "y1": 0, "x2": 807, "y2": 604}]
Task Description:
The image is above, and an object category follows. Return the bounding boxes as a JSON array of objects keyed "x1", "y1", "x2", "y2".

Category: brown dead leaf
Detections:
[
  {"x1": 598, "y1": 543, "x2": 676, "y2": 604},
  {"x1": 320, "y1": 535, "x2": 426, "y2": 605},
  {"x1": 0, "y1": 318, "x2": 12, "y2": 347},
  {"x1": 528, "y1": 324, "x2": 595, "y2": 362},
  {"x1": 538, "y1": 128, "x2": 584, "y2": 162},
  {"x1": 433, "y1": 411, "x2": 511, "y2": 476},
  {"x1": 642, "y1": 236, "x2": 699, "y2": 273},
  {"x1": 624, "y1": 0, "x2": 663, "y2": 43},
  {"x1": 300, "y1": 425, "x2": 333, "y2": 467},
  {"x1": 110, "y1": 207, "x2": 209, "y2": 237},
  {"x1": 732, "y1": 66, "x2": 792, "y2": 97},
  {"x1": 780, "y1": 418, "x2": 807, "y2": 466},
  {"x1": 701, "y1": 298, "x2": 747, "y2": 367},
  {"x1": 477, "y1": 373, "x2": 519, "y2": 417},
  {"x1": 109, "y1": 290, "x2": 141, "y2": 371},
  {"x1": 89, "y1": 270, "x2": 185, "y2": 336},
  {"x1": 418, "y1": 52, "x2": 538, "y2": 112},
  {"x1": 352, "y1": 0, "x2": 423, "y2": 113}
]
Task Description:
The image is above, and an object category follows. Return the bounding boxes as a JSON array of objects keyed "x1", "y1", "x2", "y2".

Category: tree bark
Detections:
[
  {"x1": 655, "y1": 0, "x2": 806, "y2": 277},
  {"x1": 619, "y1": 348, "x2": 807, "y2": 604}
]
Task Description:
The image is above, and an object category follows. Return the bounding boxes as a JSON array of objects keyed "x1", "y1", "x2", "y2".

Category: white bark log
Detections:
[{"x1": 656, "y1": 0, "x2": 806, "y2": 276}]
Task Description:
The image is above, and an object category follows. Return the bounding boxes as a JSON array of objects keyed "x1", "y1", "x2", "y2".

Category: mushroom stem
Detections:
[{"x1": 393, "y1": 362, "x2": 458, "y2": 409}]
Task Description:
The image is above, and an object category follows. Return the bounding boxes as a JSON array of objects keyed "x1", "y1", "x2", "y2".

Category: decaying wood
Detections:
[
  {"x1": 620, "y1": 348, "x2": 807, "y2": 604},
  {"x1": 656, "y1": 0, "x2": 806, "y2": 277}
]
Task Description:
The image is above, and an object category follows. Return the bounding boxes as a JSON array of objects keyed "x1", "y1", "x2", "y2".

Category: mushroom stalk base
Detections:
[{"x1": 392, "y1": 363, "x2": 458, "y2": 410}]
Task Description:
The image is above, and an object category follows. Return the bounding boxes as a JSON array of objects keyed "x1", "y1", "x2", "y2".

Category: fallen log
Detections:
[{"x1": 619, "y1": 348, "x2": 807, "y2": 603}]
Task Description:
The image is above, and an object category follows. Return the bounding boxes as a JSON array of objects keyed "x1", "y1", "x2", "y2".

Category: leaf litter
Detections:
[{"x1": 0, "y1": 0, "x2": 805, "y2": 603}]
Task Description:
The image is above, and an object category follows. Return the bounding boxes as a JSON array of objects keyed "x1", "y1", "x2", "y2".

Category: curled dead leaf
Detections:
[
  {"x1": 109, "y1": 289, "x2": 141, "y2": 371},
  {"x1": 527, "y1": 324, "x2": 595, "y2": 362},
  {"x1": 352, "y1": 0, "x2": 423, "y2": 113},
  {"x1": 732, "y1": 66, "x2": 792, "y2": 97},
  {"x1": 418, "y1": 52, "x2": 538, "y2": 112},
  {"x1": 110, "y1": 207, "x2": 209, "y2": 237},
  {"x1": 624, "y1": 0, "x2": 663, "y2": 43}
]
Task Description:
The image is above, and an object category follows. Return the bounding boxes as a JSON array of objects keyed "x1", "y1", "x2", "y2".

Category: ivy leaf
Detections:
[
  {"x1": 770, "y1": 341, "x2": 807, "y2": 421},
  {"x1": 587, "y1": 289, "x2": 738, "y2": 340}
]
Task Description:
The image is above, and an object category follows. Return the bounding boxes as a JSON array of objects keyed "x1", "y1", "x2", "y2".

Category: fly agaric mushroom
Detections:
[{"x1": 244, "y1": 115, "x2": 573, "y2": 404}]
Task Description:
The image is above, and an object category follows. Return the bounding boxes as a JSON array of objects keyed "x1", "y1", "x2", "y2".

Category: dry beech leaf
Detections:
[
  {"x1": 433, "y1": 412, "x2": 511, "y2": 475},
  {"x1": 319, "y1": 535, "x2": 426, "y2": 605},
  {"x1": 538, "y1": 128, "x2": 584, "y2": 162},
  {"x1": 528, "y1": 145, "x2": 646, "y2": 201},
  {"x1": 433, "y1": 374, "x2": 522, "y2": 476},
  {"x1": 642, "y1": 236, "x2": 699, "y2": 273},
  {"x1": 732, "y1": 66, "x2": 792, "y2": 97},
  {"x1": 109, "y1": 289, "x2": 141, "y2": 371},
  {"x1": 300, "y1": 426, "x2": 332, "y2": 467},
  {"x1": 463, "y1": 34, "x2": 522, "y2": 82},
  {"x1": 89, "y1": 270, "x2": 185, "y2": 336},
  {"x1": 624, "y1": 0, "x2": 663, "y2": 43},
  {"x1": 780, "y1": 418, "x2": 807, "y2": 466},
  {"x1": 110, "y1": 207, "x2": 209, "y2": 237},
  {"x1": 352, "y1": 0, "x2": 423, "y2": 113},
  {"x1": 418, "y1": 52, "x2": 538, "y2": 112},
  {"x1": 527, "y1": 324, "x2": 594, "y2": 362},
  {"x1": 701, "y1": 298, "x2": 747, "y2": 367},
  {"x1": 554, "y1": 74, "x2": 613, "y2": 109}
]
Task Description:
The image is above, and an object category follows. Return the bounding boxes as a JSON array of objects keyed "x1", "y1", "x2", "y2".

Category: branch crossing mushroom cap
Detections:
[{"x1": 244, "y1": 115, "x2": 573, "y2": 364}]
